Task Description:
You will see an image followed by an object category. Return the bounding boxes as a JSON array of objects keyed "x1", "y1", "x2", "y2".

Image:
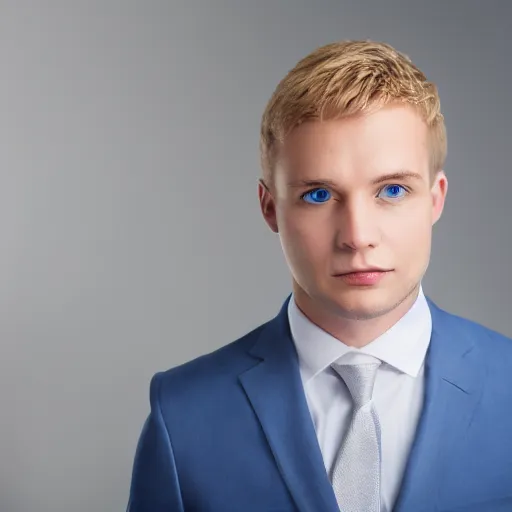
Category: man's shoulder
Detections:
[
  {"x1": 149, "y1": 319, "x2": 270, "y2": 405},
  {"x1": 433, "y1": 301, "x2": 512, "y2": 360}
]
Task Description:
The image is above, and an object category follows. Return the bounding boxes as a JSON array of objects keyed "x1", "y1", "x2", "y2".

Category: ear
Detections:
[
  {"x1": 431, "y1": 170, "x2": 448, "y2": 225},
  {"x1": 258, "y1": 179, "x2": 279, "y2": 233}
]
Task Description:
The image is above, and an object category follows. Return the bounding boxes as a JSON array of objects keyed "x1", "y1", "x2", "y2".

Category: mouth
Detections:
[
  {"x1": 332, "y1": 269, "x2": 393, "y2": 286},
  {"x1": 333, "y1": 268, "x2": 392, "y2": 276}
]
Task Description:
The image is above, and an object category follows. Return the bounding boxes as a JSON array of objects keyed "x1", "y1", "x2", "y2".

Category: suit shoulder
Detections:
[
  {"x1": 149, "y1": 320, "x2": 268, "y2": 402},
  {"x1": 437, "y1": 304, "x2": 512, "y2": 358},
  {"x1": 473, "y1": 320, "x2": 512, "y2": 363}
]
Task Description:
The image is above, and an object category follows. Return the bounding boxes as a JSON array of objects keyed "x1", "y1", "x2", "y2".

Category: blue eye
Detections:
[
  {"x1": 302, "y1": 188, "x2": 331, "y2": 204},
  {"x1": 379, "y1": 184, "x2": 407, "y2": 200}
]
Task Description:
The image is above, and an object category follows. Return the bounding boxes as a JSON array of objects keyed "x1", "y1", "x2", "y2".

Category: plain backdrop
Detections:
[{"x1": 1, "y1": 1, "x2": 511, "y2": 511}]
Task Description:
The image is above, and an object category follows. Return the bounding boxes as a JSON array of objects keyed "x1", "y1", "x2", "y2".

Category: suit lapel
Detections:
[
  {"x1": 239, "y1": 297, "x2": 339, "y2": 512},
  {"x1": 394, "y1": 298, "x2": 487, "y2": 512}
]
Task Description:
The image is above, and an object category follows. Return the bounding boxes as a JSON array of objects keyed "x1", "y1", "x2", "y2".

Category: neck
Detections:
[{"x1": 292, "y1": 282, "x2": 421, "y2": 348}]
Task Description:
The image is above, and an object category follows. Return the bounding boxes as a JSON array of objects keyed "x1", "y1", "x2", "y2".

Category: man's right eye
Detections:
[{"x1": 301, "y1": 188, "x2": 332, "y2": 204}]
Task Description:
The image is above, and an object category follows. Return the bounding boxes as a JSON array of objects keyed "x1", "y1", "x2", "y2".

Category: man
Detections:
[{"x1": 127, "y1": 41, "x2": 512, "y2": 512}]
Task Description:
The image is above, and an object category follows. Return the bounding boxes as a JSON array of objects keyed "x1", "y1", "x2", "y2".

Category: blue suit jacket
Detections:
[{"x1": 127, "y1": 296, "x2": 512, "y2": 511}]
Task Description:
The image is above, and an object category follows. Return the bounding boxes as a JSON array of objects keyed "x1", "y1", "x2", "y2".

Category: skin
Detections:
[{"x1": 259, "y1": 103, "x2": 448, "y2": 348}]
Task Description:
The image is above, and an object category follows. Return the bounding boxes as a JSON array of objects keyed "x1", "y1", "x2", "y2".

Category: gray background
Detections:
[{"x1": 1, "y1": 1, "x2": 510, "y2": 511}]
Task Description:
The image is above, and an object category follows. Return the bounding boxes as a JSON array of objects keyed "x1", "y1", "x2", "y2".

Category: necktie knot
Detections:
[{"x1": 331, "y1": 359, "x2": 381, "y2": 409}]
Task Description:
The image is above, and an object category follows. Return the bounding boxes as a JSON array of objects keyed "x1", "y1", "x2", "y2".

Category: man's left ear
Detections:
[{"x1": 432, "y1": 170, "x2": 448, "y2": 225}]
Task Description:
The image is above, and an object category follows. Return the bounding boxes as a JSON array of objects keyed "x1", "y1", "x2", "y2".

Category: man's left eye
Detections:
[{"x1": 378, "y1": 184, "x2": 407, "y2": 199}]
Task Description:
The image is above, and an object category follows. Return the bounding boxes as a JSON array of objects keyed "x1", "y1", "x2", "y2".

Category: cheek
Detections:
[
  {"x1": 279, "y1": 209, "x2": 333, "y2": 262},
  {"x1": 385, "y1": 206, "x2": 432, "y2": 258}
]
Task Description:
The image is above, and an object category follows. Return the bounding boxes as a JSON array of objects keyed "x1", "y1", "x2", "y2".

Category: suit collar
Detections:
[{"x1": 424, "y1": 296, "x2": 482, "y2": 394}]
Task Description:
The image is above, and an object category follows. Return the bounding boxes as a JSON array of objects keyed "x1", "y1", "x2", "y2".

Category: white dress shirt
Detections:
[{"x1": 288, "y1": 287, "x2": 432, "y2": 512}]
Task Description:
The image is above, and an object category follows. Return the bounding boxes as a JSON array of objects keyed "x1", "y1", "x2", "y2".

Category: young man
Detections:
[{"x1": 127, "y1": 41, "x2": 512, "y2": 512}]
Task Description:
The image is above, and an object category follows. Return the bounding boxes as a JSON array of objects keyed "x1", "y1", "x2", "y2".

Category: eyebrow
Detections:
[{"x1": 287, "y1": 170, "x2": 424, "y2": 189}]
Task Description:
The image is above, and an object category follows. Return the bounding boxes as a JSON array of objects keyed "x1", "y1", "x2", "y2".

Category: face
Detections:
[{"x1": 259, "y1": 104, "x2": 448, "y2": 321}]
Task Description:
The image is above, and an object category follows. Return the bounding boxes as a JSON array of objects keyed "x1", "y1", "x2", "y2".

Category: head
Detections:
[{"x1": 258, "y1": 40, "x2": 448, "y2": 327}]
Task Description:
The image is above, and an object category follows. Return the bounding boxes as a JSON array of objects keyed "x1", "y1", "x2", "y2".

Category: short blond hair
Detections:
[{"x1": 260, "y1": 40, "x2": 447, "y2": 183}]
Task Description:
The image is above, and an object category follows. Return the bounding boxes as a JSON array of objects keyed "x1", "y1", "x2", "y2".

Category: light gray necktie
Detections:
[{"x1": 330, "y1": 358, "x2": 382, "y2": 512}]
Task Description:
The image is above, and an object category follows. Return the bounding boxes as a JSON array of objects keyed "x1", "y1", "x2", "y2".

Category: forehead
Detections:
[{"x1": 275, "y1": 104, "x2": 430, "y2": 183}]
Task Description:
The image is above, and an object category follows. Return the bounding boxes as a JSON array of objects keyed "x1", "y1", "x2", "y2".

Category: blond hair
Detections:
[{"x1": 260, "y1": 40, "x2": 446, "y2": 183}]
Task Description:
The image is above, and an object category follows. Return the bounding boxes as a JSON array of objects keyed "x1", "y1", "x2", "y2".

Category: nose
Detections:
[{"x1": 335, "y1": 196, "x2": 380, "y2": 251}]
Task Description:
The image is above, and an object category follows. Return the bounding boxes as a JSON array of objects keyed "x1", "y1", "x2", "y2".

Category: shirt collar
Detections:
[{"x1": 288, "y1": 286, "x2": 432, "y2": 383}]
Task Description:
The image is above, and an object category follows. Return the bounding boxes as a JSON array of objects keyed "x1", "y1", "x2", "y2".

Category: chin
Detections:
[{"x1": 326, "y1": 286, "x2": 405, "y2": 321}]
